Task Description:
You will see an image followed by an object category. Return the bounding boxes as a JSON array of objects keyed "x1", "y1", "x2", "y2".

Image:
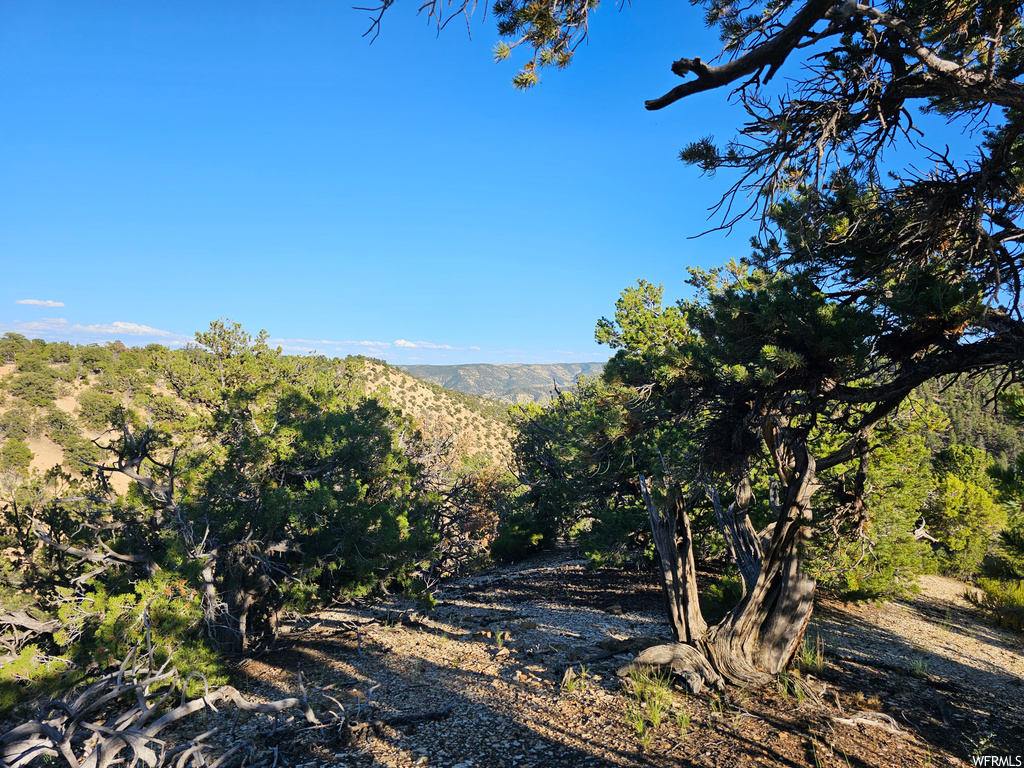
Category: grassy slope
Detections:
[{"x1": 355, "y1": 358, "x2": 512, "y2": 464}]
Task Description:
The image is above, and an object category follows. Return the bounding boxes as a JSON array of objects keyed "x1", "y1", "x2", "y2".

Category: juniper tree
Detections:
[
  {"x1": 526, "y1": 0, "x2": 1024, "y2": 684},
  {"x1": 370, "y1": 0, "x2": 1024, "y2": 683}
]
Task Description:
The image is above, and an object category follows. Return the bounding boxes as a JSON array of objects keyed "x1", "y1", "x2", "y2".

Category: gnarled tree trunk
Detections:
[
  {"x1": 639, "y1": 474, "x2": 706, "y2": 644},
  {"x1": 704, "y1": 447, "x2": 816, "y2": 685},
  {"x1": 641, "y1": 434, "x2": 818, "y2": 688},
  {"x1": 705, "y1": 469, "x2": 764, "y2": 595}
]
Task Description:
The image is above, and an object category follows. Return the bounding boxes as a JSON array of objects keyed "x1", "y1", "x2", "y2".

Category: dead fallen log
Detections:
[
  {"x1": 831, "y1": 710, "x2": 906, "y2": 735},
  {"x1": 376, "y1": 702, "x2": 455, "y2": 727}
]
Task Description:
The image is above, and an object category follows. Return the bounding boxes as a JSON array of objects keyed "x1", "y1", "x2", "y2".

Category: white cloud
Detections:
[
  {"x1": 394, "y1": 339, "x2": 455, "y2": 350},
  {"x1": 1, "y1": 317, "x2": 190, "y2": 344},
  {"x1": 17, "y1": 299, "x2": 65, "y2": 308},
  {"x1": 278, "y1": 344, "x2": 320, "y2": 353},
  {"x1": 1, "y1": 319, "x2": 513, "y2": 362},
  {"x1": 270, "y1": 337, "x2": 394, "y2": 349},
  {"x1": 270, "y1": 337, "x2": 466, "y2": 352},
  {"x1": 14, "y1": 318, "x2": 72, "y2": 333},
  {"x1": 75, "y1": 321, "x2": 183, "y2": 338}
]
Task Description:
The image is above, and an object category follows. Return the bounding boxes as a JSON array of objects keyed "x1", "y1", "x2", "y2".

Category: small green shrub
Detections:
[
  {"x1": 77, "y1": 389, "x2": 121, "y2": 429},
  {"x1": 9, "y1": 372, "x2": 57, "y2": 406},
  {"x1": 54, "y1": 573, "x2": 226, "y2": 693},
  {"x1": 0, "y1": 405, "x2": 35, "y2": 441},
  {"x1": 798, "y1": 633, "x2": 826, "y2": 675},
  {"x1": 0, "y1": 645, "x2": 73, "y2": 712},
  {"x1": 970, "y1": 577, "x2": 1024, "y2": 631},
  {"x1": 676, "y1": 708, "x2": 691, "y2": 741},
  {"x1": 925, "y1": 475, "x2": 1006, "y2": 580},
  {"x1": 76, "y1": 345, "x2": 113, "y2": 373},
  {"x1": 624, "y1": 667, "x2": 673, "y2": 751},
  {"x1": 15, "y1": 355, "x2": 50, "y2": 374},
  {"x1": 910, "y1": 657, "x2": 929, "y2": 678},
  {"x1": 0, "y1": 438, "x2": 34, "y2": 472},
  {"x1": 490, "y1": 511, "x2": 551, "y2": 562},
  {"x1": 700, "y1": 570, "x2": 744, "y2": 623}
]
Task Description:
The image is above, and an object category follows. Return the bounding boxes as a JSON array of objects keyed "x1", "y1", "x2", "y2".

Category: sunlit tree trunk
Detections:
[
  {"x1": 639, "y1": 474, "x2": 707, "y2": 643},
  {"x1": 642, "y1": 426, "x2": 818, "y2": 687},
  {"x1": 704, "y1": 441, "x2": 816, "y2": 685}
]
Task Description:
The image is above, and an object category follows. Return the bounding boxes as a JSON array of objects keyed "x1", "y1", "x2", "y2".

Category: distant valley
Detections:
[{"x1": 398, "y1": 362, "x2": 607, "y2": 403}]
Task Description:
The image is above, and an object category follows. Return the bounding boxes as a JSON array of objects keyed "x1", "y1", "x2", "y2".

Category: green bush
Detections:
[
  {"x1": 76, "y1": 345, "x2": 113, "y2": 373},
  {"x1": 925, "y1": 475, "x2": 1006, "y2": 579},
  {"x1": 77, "y1": 389, "x2": 120, "y2": 429},
  {"x1": 808, "y1": 409, "x2": 937, "y2": 600},
  {"x1": 37, "y1": 406, "x2": 77, "y2": 440},
  {"x1": 0, "y1": 406, "x2": 34, "y2": 441},
  {"x1": 9, "y1": 372, "x2": 57, "y2": 407},
  {"x1": 14, "y1": 355, "x2": 49, "y2": 374},
  {"x1": 55, "y1": 573, "x2": 225, "y2": 692},
  {"x1": 47, "y1": 341, "x2": 74, "y2": 364},
  {"x1": 491, "y1": 511, "x2": 552, "y2": 562},
  {"x1": 0, "y1": 645, "x2": 72, "y2": 713},
  {"x1": 0, "y1": 438, "x2": 34, "y2": 472},
  {"x1": 970, "y1": 578, "x2": 1024, "y2": 631}
]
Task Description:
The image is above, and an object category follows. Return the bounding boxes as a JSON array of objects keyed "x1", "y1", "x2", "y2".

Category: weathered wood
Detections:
[
  {"x1": 705, "y1": 472, "x2": 764, "y2": 594},
  {"x1": 0, "y1": 611, "x2": 61, "y2": 634},
  {"x1": 638, "y1": 475, "x2": 706, "y2": 644},
  {"x1": 616, "y1": 642, "x2": 724, "y2": 694},
  {"x1": 0, "y1": 660, "x2": 319, "y2": 768},
  {"x1": 831, "y1": 711, "x2": 905, "y2": 734},
  {"x1": 704, "y1": 439, "x2": 818, "y2": 686}
]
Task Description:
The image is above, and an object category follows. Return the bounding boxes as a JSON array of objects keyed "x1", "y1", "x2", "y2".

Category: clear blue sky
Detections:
[{"x1": 1, "y1": 1, "x2": 755, "y2": 364}]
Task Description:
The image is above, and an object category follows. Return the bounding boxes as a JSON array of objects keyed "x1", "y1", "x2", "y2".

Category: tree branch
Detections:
[{"x1": 645, "y1": 0, "x2": 836, "y2": 110}]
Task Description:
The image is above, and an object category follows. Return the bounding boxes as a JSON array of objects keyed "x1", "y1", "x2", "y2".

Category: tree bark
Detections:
[
  {"x1": 705, "y1": 470, "x2": 763, "y2": 594},
  {"x1": 638, "y1": 435, "x2": 819, "y2": 688},
  {"x1": 617, "y1": 641, "x2": 723, "y2": 694},
  {"x1": 639, "y1": 474, "x2": 707, "y2": 644},
  {"x1": 704, "y1": 442, "x2": 817, "y2": 685}
]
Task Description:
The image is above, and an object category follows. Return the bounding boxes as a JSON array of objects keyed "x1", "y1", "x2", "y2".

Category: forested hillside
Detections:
[
  {"x1": 918, "y1": 375, "x2": 1024, "y2": 467},
  {"x1": 399, "y1": 362, "x2": 606, "y2": 403},
  {"x1": 2, "y1": 323, "x2": 1023, "y2": 767},
  {"x1": 349, "y1": 358, "x2": 512, "y2": 461},
  {"x1": 0, "y1": 325, "x2": 517, "y2": 708},
  {"x1": 0, "y1": 342, "x2": 512, "y2": 482}
]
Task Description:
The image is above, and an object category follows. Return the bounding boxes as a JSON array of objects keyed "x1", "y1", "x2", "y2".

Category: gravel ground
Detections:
[{"x1": 215, "y1": 554, "x2": 1024, "y2": 768}]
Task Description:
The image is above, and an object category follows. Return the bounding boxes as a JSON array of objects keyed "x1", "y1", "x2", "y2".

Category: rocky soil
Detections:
[{"x1": 208, "y1": 553, "x2": 1024, "y2": 768}]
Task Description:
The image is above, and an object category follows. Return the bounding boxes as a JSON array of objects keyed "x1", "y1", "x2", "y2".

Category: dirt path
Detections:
[
  {"x1": 228, "y1": 556, "x2": 1023, "y2": 768},
  {"x1": 812, "y1": 576, "x2": 1024, "y2": 761}
]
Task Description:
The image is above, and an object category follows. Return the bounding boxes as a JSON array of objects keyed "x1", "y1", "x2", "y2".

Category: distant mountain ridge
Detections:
[{"x1": 397, "y1": 362, "x2": 607, "y2": 404}]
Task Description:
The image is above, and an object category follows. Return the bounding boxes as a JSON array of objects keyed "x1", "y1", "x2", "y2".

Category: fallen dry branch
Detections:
[
  {"x1": 0, "y1": 612, "x2": 62, "y2": 635},
  {"x1": 0, "y1": 651, "x2": 319, "y2": 768},
  {"x1": 298, "y1": 700, "x2": 455, "y2": 748},
  {"x1": 375, "y1": 702, "x2": 455, "y2": 728},
  {"x1": 831, "y1": 710, "x2": 906, "y2": 735}
]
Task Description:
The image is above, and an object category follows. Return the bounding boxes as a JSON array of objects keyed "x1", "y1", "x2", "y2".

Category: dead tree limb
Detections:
[{"x1": 0, "y1": 653, "x2": 319, "y2": 768}]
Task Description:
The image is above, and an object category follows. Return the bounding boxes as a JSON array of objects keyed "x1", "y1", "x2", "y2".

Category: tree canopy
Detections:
[{"x1": 475, "y1": 0, "x2": 1024, "y2": 686}]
